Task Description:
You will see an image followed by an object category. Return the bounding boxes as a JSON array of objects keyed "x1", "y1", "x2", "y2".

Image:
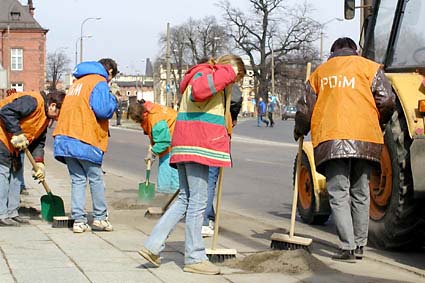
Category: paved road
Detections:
[{"x1": 102, "y1": 118, "x2": 299, "y2": 224}]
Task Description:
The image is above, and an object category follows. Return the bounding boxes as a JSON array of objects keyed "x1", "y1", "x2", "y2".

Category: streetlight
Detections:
[
  {"x1": 75, "y1": 35, "x2": 92, "y2": 66},
  {"x1": 80, "y1": 17, "x2": 101, "y2": 62},
  {"x1": 319, "y1": 18, "x2": 344, "y2": 60}
]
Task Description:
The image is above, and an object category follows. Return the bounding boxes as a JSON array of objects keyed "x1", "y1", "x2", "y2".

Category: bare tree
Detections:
[
  {"x1": 157, "y1": 16, "x2": 230, "y2": 96},
  {"x1": 219, "y1": 0, "x2": 321, "y2": 101},
  {"x1": 46, "y1": 49, "x2": 71, "y2": 91}
]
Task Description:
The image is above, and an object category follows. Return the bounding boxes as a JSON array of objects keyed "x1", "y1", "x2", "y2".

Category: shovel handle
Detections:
[{"x1": 24, "y1": 149, "x2": 51, "y2": 194}]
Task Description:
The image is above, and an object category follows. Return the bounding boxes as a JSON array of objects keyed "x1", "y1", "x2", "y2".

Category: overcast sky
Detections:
[{"x1": 28, "y1": 0, "x2": 360, "y2": 73}]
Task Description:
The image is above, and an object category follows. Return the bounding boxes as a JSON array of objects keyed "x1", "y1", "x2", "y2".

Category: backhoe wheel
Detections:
[
  {"x1": 294, "y1": 152, "x2": 330, "y2": 225},
  {"x1": 368, "y1": 101, "x2": 425, "y2": 250}
]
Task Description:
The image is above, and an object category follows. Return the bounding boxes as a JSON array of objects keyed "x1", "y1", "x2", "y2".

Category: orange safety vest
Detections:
[
  {"x1": 141, "y1": 102, "x2": 177, "y2": 157},
  {"x1": 53, "y1": 74, "x2": 110, "y2": 152},
  {"x1": 309, "y1": 55, "x2": 383, "y2": 147},
  {"x1": 0, "y1": 92, "x2": 49, "y2": 153}
]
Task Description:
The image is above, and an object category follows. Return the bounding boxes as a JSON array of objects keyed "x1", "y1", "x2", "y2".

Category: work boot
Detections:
[
  {"x1": 354, "y1": 246, "x2": 364, "y2": 260},
  {"x1": 184, "y1": 260, "x2": 220, "y2": 275},
  {"x1": 331, "y1": 249, "x2": 356, "y2": 263},
  {"x1": 0, "y1": 218, "x2": 20, "y2": 227},
  {"x1": 73, "y1": 222, "x2": 91, "y2": 233},
  {"x1": 92, "y1": 219, "x2": 113, "y2": 231},
  {"x1": 11, "y1": 216, "x2": 30, "y2": 224},
  {"x1": 138, "y1": 246, "x2": 161, "y2": 267}
]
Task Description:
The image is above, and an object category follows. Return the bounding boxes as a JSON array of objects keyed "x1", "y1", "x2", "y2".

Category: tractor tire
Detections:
[
  {"x1": 368, "y1": 101, "x2": 425, "y2": 249},
  {"x1": 294, "y1": 152, "x2": 330, "y2": 225}
]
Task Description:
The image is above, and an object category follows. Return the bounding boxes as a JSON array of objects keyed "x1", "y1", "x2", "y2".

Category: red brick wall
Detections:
[{"x1": 0, "y1": 29, "x2": 46, "y2": 92}]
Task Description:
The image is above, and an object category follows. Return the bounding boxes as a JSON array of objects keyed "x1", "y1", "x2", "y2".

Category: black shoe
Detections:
[
  {"x1": 0, "y1": 218, "x2": 20, "y2": 227},
  {"x1": 331, "y1": 249, "x2": 356, "y2": 263},
  {"x1": 11, "y1": 216, "x2": 30, "y2": 224},
  {"x1": 354, "y1": 246, "x2": 364, "y2": 260}
]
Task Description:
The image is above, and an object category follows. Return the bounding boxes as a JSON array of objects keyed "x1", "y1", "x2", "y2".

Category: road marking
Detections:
[{"x1": 232, "y1": 135, "x2": 298, "y2": 147}]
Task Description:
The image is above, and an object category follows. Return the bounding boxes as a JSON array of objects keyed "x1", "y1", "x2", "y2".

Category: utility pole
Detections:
[
  {"x1": 271, "y1": 41, "x2": 275, "y2": 98},
  {"x1": 165, "y1": 22, "x2": 171, "y2": 107},
  {"x1": 6, "y1": 24, "x2": 10, "y2": 89}
]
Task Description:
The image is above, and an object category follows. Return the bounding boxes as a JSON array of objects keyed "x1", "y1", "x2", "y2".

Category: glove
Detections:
[
  {"x1": 294, "y1": 129, "x2": 303, "y2": 142},
  {"x1": 32, "y1": 162, "x2": 45, "y2": 182},
  {"x1": 144, "y1": 150, "x2": 157, "y2": 164},
  {"x1": 11, "y1": 134, "x2": 29, "y2": 151}
]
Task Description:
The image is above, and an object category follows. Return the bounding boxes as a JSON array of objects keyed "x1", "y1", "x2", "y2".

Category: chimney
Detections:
[{"x1": 28, "y1": 0, "x2": 35, "y2": 16}]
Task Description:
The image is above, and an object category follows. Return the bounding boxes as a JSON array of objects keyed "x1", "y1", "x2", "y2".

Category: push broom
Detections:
[
  {"x1": 206, "y1": 85, "x2": 236, "y2": 262},
  {"x1": 270, "y1": 62, "x2": 313, "y2": 251},
  {"x1": 206, "y1": 167, "x2": 237, "y2": 262}
]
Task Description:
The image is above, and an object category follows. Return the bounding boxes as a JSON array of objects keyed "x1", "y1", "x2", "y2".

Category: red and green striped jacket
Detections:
[{"x1": 170, "y1": 63, "x2": 236, "y2": 167}]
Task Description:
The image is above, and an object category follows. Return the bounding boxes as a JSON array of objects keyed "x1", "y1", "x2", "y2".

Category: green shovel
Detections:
[
  {"x1": 25, "y1": 149, "x2": 65, "y2": 222},
  {"x1": 138, "y1": 148, "x2": 155, "y2": 202}
]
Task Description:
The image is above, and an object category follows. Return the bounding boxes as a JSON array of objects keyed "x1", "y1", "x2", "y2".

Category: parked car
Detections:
[{"x1": 282, "y1": 105, "x2": 297, "y2": 120}]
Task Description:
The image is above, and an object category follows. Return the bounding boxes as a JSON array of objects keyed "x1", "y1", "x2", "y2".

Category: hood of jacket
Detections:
[
  {"x1": 179, "y1": 63, "x2": 213, "y2": 93},
  {"x1": 72, "y1": 61, "x2": 108, "y2": 79}
]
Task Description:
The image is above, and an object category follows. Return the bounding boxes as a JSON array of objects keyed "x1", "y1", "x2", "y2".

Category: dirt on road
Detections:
[{"x1": 222, "y1": 249, "x2": 329, "y2": 274}]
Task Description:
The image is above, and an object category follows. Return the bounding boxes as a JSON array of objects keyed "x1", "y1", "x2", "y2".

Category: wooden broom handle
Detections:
[
  {"x1": 290, "y1": 136, "x2": 303, "y2": 237},
  {"x1": 211, "y1": 85, "x2": 232, "y2": 250}
]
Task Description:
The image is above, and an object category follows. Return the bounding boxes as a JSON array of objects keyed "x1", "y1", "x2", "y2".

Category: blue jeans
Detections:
[
  {"x1": 17, "y1": 152, "x2": 25, "y2": 190},
  {"x1": 257, "y1": 114, "x2": 268, "y2": 127},
  {"x1": 203, "y1": 166, "x2": 219, "y2": 225},
  {"x1": 0, "y1": 163, "x2": 21, "y2": 219},
  {"x1": 64, "y1": 157, "x2": 108, "y2": 223},
  {"x1": 144, "y1": 162, "x2": 209, "y2": 265}
]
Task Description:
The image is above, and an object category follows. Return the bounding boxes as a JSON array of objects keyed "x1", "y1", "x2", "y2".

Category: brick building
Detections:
[{"x1": 0, "y1": 0, "x2": 47, "y2": 97}]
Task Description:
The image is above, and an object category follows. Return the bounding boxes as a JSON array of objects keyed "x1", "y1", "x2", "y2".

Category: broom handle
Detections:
[
  {"x1": 290, "y1": 135, "x2": 304, "y2": 238},
  {"x1": 162, "y1": 189, "x2": 180, "y2": 211},
  {"x1": 211, "y1": 84, "x2": 232, "y2": 250},
  {"x1": 212, "y1": 167, "x2": 224, "y2": 250},
  {"x1": 24, "y1": 148, "x2": 51, "y2": 194}
]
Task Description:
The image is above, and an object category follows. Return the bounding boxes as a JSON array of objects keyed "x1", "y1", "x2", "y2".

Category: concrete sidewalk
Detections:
[{"x1": 1, "y1": 140, "x2": 424, "y2": 282}]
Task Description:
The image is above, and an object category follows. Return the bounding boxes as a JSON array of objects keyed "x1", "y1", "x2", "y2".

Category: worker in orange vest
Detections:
[
  {"x1": 0, "y1": 90, "x2": 65, "y2": 226},
  {"x1": 294, "y1": 37, "x2": 395, "y2": 262},
  {"x1": 53, "y1": 58, "x2": 118, "y2": 233}
]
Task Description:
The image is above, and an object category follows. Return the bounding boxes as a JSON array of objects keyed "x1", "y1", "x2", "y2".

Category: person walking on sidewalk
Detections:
[
  {"x1": 114, "y1": 90, "x2": 123, "y2": 126},
  {"x1": 202, "y1": 84, "x2": 243, "y2": 237},
  {"x1": 294, "y1": 37, "x2": 395, "y2": 262},
  {"x1": 0, "y1": 90, "x2": 65, "y2": 226},
  {"x1": 257, "y1": 97, "x2": 269, "y2": 127},
  {"x1": 53, "y1": 58, "x2": 118, "y2": 233},
  {"x1": 138, "y1": 54, "x2": 246, "y2": 275},
  {"x1": 129, "y1": 100, "x2": 179, "y2": 194}
]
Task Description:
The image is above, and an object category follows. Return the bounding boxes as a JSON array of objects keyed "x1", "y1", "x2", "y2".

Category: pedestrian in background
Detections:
[
  {"x1": 138, "y1": 54, "x2": 246, "y2": 275},
  {"x1": 0, "y1": 90, "x2": 65, "y2": 226},
  {"x1": 267, "y1": 94, "x2": 275, "y2": 128},
  {"x1": 202, "y1": 83, "x2": 243, "y2": 237},
  {"x1": 53, "y1": 58, "x2": 118, "y2": 233},
  {"x1": 114, "y1": 90, "x2": 123, "y2": 126},
  {"x1": 257, "y1": 97, "x2": 269, "y2": 127},
  {"x1": 294, "y1": 37, "x2": 395, "y2": 262},
  {"x1": 129, "y1": 100, "x2": 179, "y2": 194}
]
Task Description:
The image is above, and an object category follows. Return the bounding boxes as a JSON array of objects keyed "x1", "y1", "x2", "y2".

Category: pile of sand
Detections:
[{"x1": 223, "y1": 249, "x2": 327, "y2": 274}]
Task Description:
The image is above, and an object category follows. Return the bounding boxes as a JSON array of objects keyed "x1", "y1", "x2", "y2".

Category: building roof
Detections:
[{"x1": 0, "y1": 0, "x2": 45, "y2": 31}]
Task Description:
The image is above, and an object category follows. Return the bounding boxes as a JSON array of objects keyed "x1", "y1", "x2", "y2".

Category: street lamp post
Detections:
[
  {"x1": 75, "y1": 35, "x2": 92, "y2": 66},
  {"x1": 319, "y1": 18, "x2": 344, "y2": 60},
  {"x1": 80, "y1": 17, "x2": 101, "y2": 63}
]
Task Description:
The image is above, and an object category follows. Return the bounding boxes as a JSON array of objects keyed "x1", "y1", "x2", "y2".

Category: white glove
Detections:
[
  {"x1": 145, "y1": 150, "x2": 157, "y2": 164},
  {"x1": 32, "y1": 162, "x2": 45, "y2": 182},
  {"x1": 11, "y1": 134, "x2": 29, "y2": 150}
]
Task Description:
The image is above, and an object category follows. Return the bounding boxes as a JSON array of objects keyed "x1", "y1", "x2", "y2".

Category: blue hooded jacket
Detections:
[{"x1": 53, "y1": 61, "x2": 117, "y2": 165}]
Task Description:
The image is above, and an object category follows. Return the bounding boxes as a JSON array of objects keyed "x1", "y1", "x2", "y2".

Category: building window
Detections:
[
  {"x1": 11, "y1": 48, "x2": 23, "y2": 71},
  {"x1": 11, "y1": 83, "x2": 24, "y2": 92}
]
